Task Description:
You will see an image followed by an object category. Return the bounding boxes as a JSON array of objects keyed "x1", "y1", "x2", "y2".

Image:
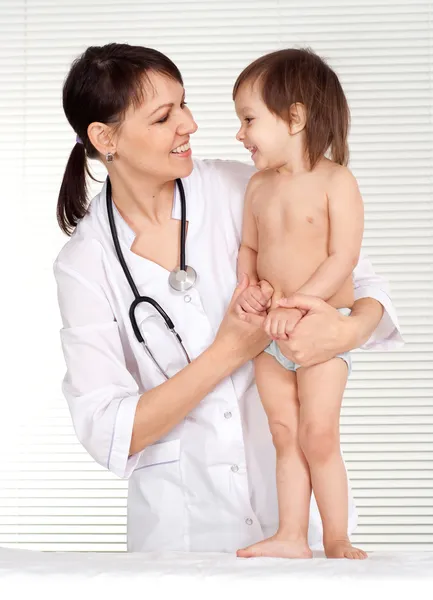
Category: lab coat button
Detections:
[
  {"x1": 231, "y1": 464, "x2": 239, "y2": 473},
  {"x1": 184, "y1": 295, "x2": 192, "y2": 303},
  {"x1": 224, "y1": 411, "x2": 232, "y2": 419},
  {"x1": 245, "y1": 518, "x2": 253, "y2": 526}
]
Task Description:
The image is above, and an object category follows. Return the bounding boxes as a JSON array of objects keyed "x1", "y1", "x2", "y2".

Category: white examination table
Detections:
[{"x1": 1, "y1": 547, "x2": 432, "y2": 599}]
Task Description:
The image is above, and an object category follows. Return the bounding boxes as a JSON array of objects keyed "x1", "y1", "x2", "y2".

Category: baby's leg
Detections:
[
  {"x1": 237, "y1": 351, "x2": 312, "y2": 559},
  {"x1": 297, "y1": 358, "x2": 367, "y2": 560}
]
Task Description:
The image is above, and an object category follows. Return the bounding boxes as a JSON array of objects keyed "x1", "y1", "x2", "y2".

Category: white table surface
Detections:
[{"x1": 1, "y1": 547, "x2": 432, "y2": 600}]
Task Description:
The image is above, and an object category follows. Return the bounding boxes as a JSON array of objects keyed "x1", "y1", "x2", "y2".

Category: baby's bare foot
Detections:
[
  {"x1": 237, "y1": 534, "x2": 312, "y2": 559},
  {"x1": 324, "y1": 539, "x2": 368, "y2": 560}
]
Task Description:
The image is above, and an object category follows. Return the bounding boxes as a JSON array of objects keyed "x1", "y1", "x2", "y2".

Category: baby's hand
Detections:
[
  {"x1": 258, "y1": 280, "x2": 273, "y2": 309},
  {"x1": 235, "y1": 276, "x2": 273, "y2": 316},
  {"x1": 263, "y1": 307, "x2": 303, "y2": 340}
]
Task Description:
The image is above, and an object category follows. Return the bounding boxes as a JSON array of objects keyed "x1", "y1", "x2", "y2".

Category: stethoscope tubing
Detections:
[{"x1": 105, "y1": 177, "x2": 192, "y2": 379}]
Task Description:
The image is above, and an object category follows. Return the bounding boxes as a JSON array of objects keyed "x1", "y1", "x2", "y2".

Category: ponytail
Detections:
[{"x1": 56, "y1": 142, "x2": 88, "y2": 236}]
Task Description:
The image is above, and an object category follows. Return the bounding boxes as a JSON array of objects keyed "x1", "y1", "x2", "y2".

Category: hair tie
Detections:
[{"x1": 76, "y1": 134, "x2": 83, "y2": 145}]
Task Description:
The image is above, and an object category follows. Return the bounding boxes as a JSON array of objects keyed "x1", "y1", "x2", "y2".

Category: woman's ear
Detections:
[
  {"x1": 289, "y1": 103, "x2": 307, "y2": 135},
  {"x1": 87, "y1": 122, "x2": 116, "y2": 156}
]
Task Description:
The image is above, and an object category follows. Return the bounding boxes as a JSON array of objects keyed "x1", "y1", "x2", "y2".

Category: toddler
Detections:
[{"x1": 234, "y1": 48, "x2": 366, "y2": 560}]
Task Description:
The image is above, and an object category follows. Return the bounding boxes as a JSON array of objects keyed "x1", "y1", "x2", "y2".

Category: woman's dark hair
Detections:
[
  {"x1": 233, "y1": 48, "x2": 350, "y2": 170},
  {"x1": 57, "y1": 43, "x2": 183, "y2": 235}
]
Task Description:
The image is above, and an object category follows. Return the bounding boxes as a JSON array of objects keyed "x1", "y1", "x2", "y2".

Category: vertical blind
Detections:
[{"x1": 0, "y1": 0, "x2": 432, "y2": 551}]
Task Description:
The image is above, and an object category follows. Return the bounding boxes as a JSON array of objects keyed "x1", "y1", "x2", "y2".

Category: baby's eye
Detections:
[{"x1": 245, "y1": 117, "x2": 254, "y2": 124}]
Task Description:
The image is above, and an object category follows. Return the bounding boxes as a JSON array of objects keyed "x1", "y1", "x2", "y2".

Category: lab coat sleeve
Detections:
[
  {"x1": 209, "y1": 159, "x2": 256, "y2": 246},
  {"x1": 353, "y1": 251, "x2": 404, "y2": 350},
  {"x1": 54, "y1": 259, "x2": 143, "y2": 480}
]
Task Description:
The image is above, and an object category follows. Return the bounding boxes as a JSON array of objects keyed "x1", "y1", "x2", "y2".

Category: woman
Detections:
[{"x1": 55, "y1": 43, "x2": 402, "y2": 553}]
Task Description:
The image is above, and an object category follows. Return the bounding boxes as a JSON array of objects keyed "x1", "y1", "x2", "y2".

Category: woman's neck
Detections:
[{"x1": 108, "y1": 169, "x2": 176, "y2": 230}]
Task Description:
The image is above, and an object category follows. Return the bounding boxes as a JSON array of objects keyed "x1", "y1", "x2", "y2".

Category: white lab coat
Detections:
[{"x1": 54, "y1": 158, "x2": 403, "y2": 552}]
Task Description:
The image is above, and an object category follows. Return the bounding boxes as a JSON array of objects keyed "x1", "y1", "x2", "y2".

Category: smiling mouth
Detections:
[
  {"x1": 171, "y1": 141, "x2": 191, "y2": 154},
  {"x1": 246, "y1": 145, "x2": 258, "y2": 157}
]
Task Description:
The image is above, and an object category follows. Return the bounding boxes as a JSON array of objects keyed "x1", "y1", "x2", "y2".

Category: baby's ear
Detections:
[{"x1": 289, "y1": 102, "x2": 307, "y2": 135}]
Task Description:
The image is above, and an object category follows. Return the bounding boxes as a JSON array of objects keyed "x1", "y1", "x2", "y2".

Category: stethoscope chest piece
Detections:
[{"x1": 169, "y1": 265, "x2": 197, "y2": 291}]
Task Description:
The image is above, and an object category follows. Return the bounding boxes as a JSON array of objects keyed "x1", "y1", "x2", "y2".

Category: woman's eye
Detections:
[
  {"x1": 157, "y1": 102, "x2": 187, "y2": 124},
  {"x1": 181, "y1": 101, "x2": 188, "y2": 108},
  {"x1": 245, "y1": 117, "x2": 253, "y2": 124}
]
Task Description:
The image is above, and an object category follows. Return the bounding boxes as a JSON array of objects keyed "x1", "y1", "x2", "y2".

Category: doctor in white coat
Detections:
[{"x1": 54, "y1": 43, "x2": 403, "y2": 553}]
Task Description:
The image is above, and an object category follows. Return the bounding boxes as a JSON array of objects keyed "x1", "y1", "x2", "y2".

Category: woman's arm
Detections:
[
  {"x1": 352, "y1": 252, "x2": 403, "y2": 350},
  {"x1": 276, "y1": 294, "x2": 384, "y2": 367},
  {"x1": 129, "y1": 344, "x2": 233, "y2": 456},
  {"x1": 242, "y1": 274, "x2": 402, "y2": 368},
  {"x1": 274, "y1": 245, "x2": 403, "y2": 363},
  {"x1": 55, "y1": 259, "x2": 269, "y2": 476},
  {"x1": 343, "y1": 297, "x2": 385, "y2": 349},
  {"x1": 130, "y1": 275, "x2": 269, "y2": 454}
]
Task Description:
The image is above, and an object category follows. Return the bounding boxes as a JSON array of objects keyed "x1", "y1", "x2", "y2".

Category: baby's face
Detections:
[{"x1": 234, "y1": 81, "x2": 291, "y2": 171}]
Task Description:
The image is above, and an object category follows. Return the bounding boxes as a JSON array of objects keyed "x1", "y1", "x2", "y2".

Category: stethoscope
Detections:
[{"x1": 106, "y1": 176, "x2": 196, "y2": 380}]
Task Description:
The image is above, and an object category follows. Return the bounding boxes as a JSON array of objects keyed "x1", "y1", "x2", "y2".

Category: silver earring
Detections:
[{"x1": 105, "y1": 152, "x2": 114, "y2": 163}]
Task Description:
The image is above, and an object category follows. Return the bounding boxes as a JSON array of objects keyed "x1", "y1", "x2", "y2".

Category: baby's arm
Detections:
[
  {"x1": 236, "y1": 176, "x2": 274, "y2": 315},
  {"x1": 237, "y1": 177, "x2": 259, "y2": 285},
  {"x1": 296, "y1": 167, "x2": 364, "y2": 300}
]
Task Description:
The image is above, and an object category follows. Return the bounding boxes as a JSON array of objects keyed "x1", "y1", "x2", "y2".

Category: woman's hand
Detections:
[
  {"x1": 214, "y1": 274, "x2": 271, "y2": 367},
  {"x1": 275, "y1": 294, "x2": 354, "y2": 367}
]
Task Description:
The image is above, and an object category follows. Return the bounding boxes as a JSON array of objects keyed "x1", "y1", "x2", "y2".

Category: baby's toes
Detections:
[{"x1": 348, "y1": 548, "x2": 367, "y2": 560}]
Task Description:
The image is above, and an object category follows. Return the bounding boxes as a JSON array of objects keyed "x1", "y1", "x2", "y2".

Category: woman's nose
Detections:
[
  {"x1": 190, "y1": 118, "x2": 199, "y2": 134},
  {"x1": 178, "y1": 109, "x2": 198, "y2": 136},
  {"x1": 236, "y1": 127, "x2": 244, "y2": 142}
]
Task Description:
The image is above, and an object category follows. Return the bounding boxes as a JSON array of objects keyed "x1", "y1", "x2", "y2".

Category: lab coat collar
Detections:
[{"x1": 89, "y1": 172, "x2": 197, "y2": 295}]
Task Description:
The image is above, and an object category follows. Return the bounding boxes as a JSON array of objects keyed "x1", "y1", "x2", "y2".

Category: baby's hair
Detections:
[{"x1": 233, "y1": 48, "x2": 350, "y2": 168}]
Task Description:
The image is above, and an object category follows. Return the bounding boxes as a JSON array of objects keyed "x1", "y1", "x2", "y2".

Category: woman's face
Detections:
[{"x1": 114, "y1": 71, "x2": 198, "y2": 182}]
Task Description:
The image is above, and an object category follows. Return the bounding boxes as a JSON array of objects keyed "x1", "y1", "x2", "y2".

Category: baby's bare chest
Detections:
[{"x1": 254, "y1": 187, "x2": 329, "y2": 237}]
